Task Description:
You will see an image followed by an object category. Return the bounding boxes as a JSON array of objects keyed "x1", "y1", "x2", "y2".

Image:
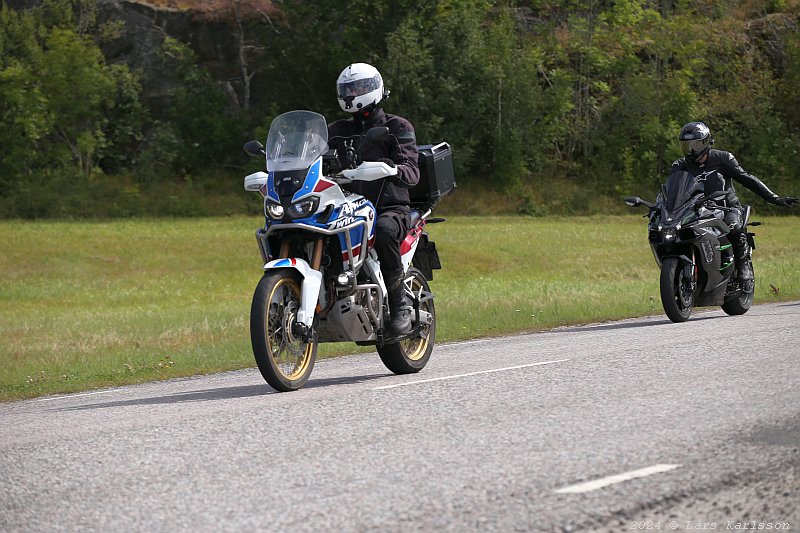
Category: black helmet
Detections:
[{"x1": 679, "y1": 121, "x2": 712, "y2": 161}]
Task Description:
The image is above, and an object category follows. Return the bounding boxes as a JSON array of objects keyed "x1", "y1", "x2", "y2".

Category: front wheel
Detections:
[
  {"x1": 250, "y1": 271, "x2": 317, "y2": 391},
  {"x1": 722, "y1": 261, "x2": 754, "y2": 316},
  {"x1": 377, "y1": 268, "x2": 435, "y2": 374},
  {"x1": 660, "y1": 257, "x2": 694, "y2": 323}
]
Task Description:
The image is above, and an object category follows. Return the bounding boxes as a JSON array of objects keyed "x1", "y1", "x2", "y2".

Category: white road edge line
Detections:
[
  {"x1": 555, "y1": 464, "x2": 681, "y2": 494},
  {"x1": 36, "y1": 389, "x2": 118, "y2": 402},
  {"x1": 372, "y1": 359, "x2": 570, "y2": 390}
]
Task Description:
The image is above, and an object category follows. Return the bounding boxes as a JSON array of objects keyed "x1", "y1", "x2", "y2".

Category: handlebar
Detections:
[{"x1": 330, "y1": 175, "x2": 353, "y2": 186}]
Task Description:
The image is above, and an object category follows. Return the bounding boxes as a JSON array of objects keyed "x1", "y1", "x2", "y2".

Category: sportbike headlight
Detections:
[
  {"x1": 265, "y1": 201, "x2": 284, "y2": 219},
  {"x1": 288, "y1": 197, "x2": 319, "y2": 219}
]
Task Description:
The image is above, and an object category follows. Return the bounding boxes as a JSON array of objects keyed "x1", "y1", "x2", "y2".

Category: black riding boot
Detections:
[
  {"x1": 731, "y1": 230, "x2": 753, "y2": 290},
  {"x1": 386, "y1": 276, "x2": 411, "y2": 337}
]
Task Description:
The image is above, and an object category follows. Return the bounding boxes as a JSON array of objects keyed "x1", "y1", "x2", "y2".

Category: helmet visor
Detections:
[
  {"x1": 337, "y1": 73, "x2": 382, "y2": 99},
  {"x1": 680, "y1": 138, "x2": 708, "y2": 157}
]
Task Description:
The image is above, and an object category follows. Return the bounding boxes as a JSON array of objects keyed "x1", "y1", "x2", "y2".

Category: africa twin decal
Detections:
[
  {"x1": 332, "y1": 216, "x2": 358, "y2": 230},
  {"x1": 329, "y1": 198, "x2": 371, "y2": 230},
  {"x1": 340, "y1": 198, "x2": 369, "y2": 216}
]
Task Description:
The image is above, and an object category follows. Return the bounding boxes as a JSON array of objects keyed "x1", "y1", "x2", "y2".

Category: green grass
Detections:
[{"x1": 2, "y1": 215, "x2": 799, "y2": 400}]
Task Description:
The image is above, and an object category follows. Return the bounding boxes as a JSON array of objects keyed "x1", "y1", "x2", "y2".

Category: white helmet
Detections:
[{"x1": 336, "y1": 63, "x2": 385, "y2": 113}]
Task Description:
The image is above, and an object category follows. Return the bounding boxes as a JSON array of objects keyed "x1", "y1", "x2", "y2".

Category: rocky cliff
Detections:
[{"x1": 94, "y1": 0, "x2": 279, "y2": 109}]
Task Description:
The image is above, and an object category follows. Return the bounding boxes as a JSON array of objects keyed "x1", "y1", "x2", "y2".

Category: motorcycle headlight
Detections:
[
  {"x1": 662, "y1": 228, "x2": 677, "y2": 241},
  {"x1": 266, "y1": 202, "x2": 284, "y2": 219},
  {"x1": 288, "y1": 197, "x2": 319, "y2": 219}
]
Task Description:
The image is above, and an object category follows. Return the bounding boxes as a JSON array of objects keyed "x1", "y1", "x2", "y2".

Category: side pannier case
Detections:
[{"x1": 411, "y1": 142, "x2": 456, "y2": 208}]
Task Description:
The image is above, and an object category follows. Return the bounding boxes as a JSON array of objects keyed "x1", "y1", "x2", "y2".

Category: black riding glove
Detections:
[
  {"x1": 773, "y1": 196, "x2": 799, "y2": 207},
  {"x1": 377, "y1": 158, "x2": 402, "y2": 184}
]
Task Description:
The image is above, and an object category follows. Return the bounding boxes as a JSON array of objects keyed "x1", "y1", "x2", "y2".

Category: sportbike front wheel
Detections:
[
  {"x1": 722, "y1": 261, "x2": 754, "y2": 316},
  {"x1": 250, "y1": 271, "x2": 317, "y2": 391},
  {"x1": 660, "y1": 257, "x2": 694, "y2": 323},
  {"x1": 377, "y1": 268, "x2": 435, "y2": 374}
]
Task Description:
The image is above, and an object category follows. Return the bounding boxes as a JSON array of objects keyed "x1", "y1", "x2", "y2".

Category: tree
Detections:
[{"x1": 38, "y1": 28, "x2": 117, "y2": 176}]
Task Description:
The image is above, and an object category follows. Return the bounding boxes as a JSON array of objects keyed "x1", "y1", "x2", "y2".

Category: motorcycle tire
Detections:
[
  {"x1": 377, "y1": 268, "x2": 435, "y2": 374},
  {"x1": 660, "y1": 257, "x2": 694, "y2": 323},
  {"x1": 250, "y1": 270, "x2": 317, "y2": 392},
  {"x1": 722, "y1": 261, "x2": 754, "y2": 316}
]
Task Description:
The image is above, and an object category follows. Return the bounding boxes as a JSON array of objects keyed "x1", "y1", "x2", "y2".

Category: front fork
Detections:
[
  {"x1": 683, "y1": 249, "x2": 697, "y2": 293},
  {"x1": 261, "y1": 237, "x2": 325, "y2": 337}
]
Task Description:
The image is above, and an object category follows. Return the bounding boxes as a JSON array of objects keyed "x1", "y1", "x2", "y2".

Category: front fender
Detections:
[
  {"x1": 263, "y1": 258, "x2": 322, "y2": 328},
  {"x1": 650, "y1": 245, "x2": 693, "y2": 268}
]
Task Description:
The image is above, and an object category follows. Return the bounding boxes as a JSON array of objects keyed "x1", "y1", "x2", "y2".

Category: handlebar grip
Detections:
[{"x1": 331, "y1": 176, "x2": 352, "y2": 185}]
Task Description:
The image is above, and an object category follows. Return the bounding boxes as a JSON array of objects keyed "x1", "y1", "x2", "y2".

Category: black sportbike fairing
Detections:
[
  {"x1": 663, "y1": 170, "x2": 704, "y2": 212},
  {"x1": 650, "y1": 170, "x2": 734, "y2": 307}
]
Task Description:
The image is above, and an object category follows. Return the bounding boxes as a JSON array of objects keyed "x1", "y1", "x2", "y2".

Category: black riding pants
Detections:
[{"x1": 374, "y1": 207, "x2": 410, "y2": 289}]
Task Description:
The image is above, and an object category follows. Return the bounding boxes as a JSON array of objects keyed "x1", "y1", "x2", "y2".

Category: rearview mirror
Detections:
[
  {"x1": 244, "y1": 140, "x2": 266, "y2": 157},
  {"x1": 695, "y1": 190, "x2": 727, "y2": 207},
  {"x1": 364, "y1": 126, "x2": 389, "y2": 144},
  {"x1": 706, "y1": 190, "x2": 727, "y2": 202},
  {"x1": 624, "y1": 195, "x2": 655, "y2": 209},
  {"x1": 624, "y1": 196, "x2": 641, "y2": 207},
  {"x1": 357, "y1": 127, "x2": 391, "y2": 160}
]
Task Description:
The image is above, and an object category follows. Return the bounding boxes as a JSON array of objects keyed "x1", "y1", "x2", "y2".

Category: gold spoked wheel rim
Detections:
[
  {"x1": 399, "y1": 276, "x2": 433, "y2": 361},
  {"x1": 265, "y1": 278, "x2": 313, "y2": 380}
]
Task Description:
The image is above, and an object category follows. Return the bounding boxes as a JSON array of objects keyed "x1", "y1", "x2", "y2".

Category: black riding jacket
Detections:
[
  {"x1": 671, "y1": 149, "x2": 780, "y2": 207},
  {"x1": 327, "y1": 108, "x2": 420, "y2": 211}
]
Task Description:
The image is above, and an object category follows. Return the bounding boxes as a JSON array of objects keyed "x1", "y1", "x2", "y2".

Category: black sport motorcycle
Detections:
[{"x1": 625, "y1": 170, "x2": 758, "y2": 322}]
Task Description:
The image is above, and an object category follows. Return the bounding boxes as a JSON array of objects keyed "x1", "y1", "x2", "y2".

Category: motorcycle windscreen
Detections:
[
  {"x1": 266, "y1": 110, "x2": 329, "y2": 172},
  {"x1": 662, "y1": 170, "x2": 703, "y2": 211}
]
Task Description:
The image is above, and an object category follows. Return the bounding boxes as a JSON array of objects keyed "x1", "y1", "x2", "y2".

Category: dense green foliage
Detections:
[{"x1": 1, "y1": 0, "x2": 798, "y2": 218}]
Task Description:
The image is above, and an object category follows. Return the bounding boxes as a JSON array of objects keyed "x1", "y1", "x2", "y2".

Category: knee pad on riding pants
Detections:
[
  {"x1": 723, "y1": 209, "x2": 749, "y2": 258},
  {"x1": 724, "y1": 209, "x2": 743, "y2": 234}
]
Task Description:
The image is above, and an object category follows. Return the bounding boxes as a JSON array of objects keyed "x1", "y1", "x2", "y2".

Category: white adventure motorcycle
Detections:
[{"x1": 243, "y1": 110, "x2": 455, "y2": 391}]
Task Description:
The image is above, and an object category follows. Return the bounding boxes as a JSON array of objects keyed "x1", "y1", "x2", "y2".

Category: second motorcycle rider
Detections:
[
  {"x1": 672, "y1": 121, "x2": 798, "y2": 290},
  {"x1": 327, "y1": 62, "x2": 420, "y2": 338}
]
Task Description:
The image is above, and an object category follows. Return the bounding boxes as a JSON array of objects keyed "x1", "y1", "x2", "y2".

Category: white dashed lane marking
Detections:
[
  {"x1": 372, "y1": 359, "x2": 570, "y2": 390},
  {"x1": 555, "y1": 464, "x2": 681, "y2": 494},
  {"x1": 36, "y1": 389, "x2": 118, "y2": 402}
]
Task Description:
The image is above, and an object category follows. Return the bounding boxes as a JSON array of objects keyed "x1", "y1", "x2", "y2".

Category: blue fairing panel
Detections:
[
  {"x1": 292, "y1": 158, "x2": 322, "y2": 203},
  {"x1": 266, "y1": 172, "x2": 279, "y2": 203}
]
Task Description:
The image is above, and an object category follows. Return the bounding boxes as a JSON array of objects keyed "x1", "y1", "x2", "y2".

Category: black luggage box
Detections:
[{"x1": 411, "y1": 142, "x2": 456, "y2": 207}]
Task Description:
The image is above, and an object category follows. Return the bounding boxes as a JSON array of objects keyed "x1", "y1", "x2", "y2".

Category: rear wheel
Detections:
[
  {"x1": 722, "y1": 261, "x2": 754, "y2": 316},
  {"x1": 377, "y1": 268, "x2": 435, "y2": 374},
  {"x1": 250, "y1": 271, "x2": 317, "y2": 391},
  {"x1": 660, "y1": 257, "x2": 694, "y2": 323}
]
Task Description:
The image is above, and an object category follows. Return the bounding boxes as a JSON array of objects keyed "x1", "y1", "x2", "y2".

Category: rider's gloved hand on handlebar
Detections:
[
  {"x1": 773, "y1": 196, "x2": 799, "y2": 207},
  {"x1": 377, "y1": 158, "x2": 403, "y2": 184}
]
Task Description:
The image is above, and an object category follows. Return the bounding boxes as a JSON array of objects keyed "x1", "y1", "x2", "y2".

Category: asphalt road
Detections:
[{"x1": 1, "y1": 302, "x2": 798, "y2": 532}]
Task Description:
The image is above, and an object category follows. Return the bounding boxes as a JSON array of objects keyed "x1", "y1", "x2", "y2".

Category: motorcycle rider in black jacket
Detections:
[
  {"x1": 672, "y1": 122, "x2": 798, "y2": 289},
  {"x1": 327, "y1": 63, "x2": 420, "y2": 337}
]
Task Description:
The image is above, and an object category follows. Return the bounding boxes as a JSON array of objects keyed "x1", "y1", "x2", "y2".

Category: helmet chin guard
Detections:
[{"x1": 336, "y1": 63, "x2": 386, "y2": 113}]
